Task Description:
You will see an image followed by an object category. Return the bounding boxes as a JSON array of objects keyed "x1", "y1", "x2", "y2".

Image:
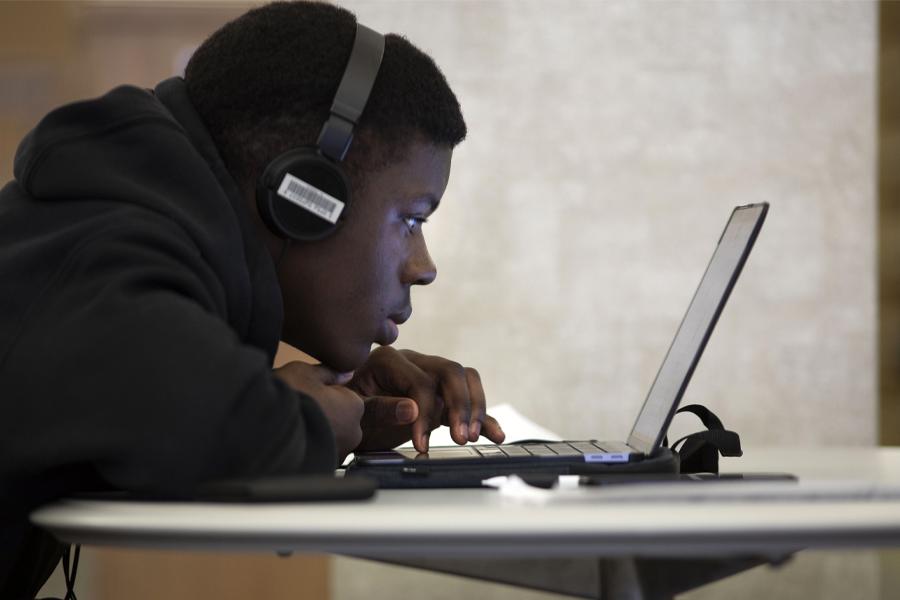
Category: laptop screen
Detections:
[{"x1": 626, "y1": 203, "x2": 768, "y2": 455}]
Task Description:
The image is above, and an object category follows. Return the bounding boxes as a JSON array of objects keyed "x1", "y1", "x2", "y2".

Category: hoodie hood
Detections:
[{"x1": 12, "y1": 79, "x2": 281, "y2": 357}]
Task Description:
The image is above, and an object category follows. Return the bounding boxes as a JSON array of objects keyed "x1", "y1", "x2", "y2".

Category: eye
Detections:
[{"x1": 402, "y1": 215, "x2": 428, "y2": 232}]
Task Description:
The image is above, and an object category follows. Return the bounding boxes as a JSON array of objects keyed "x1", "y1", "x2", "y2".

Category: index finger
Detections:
[
  {"x1": 411, "y1": 387, "x2": 442, "y2": 453},
  {"x1": 382, "y1": 353, "x2": 441, "y2": 453},
  {"x1": 399, "y1": 353, "x2": 479, "y2": 446},
  {"x1": 356, "y1": 347, "x2": 442, "y2": 452},
  {"x1": 464, "y1": 367, "x2": 486, "y2": 442}
]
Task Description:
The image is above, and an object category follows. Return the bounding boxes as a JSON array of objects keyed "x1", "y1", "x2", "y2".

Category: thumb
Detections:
[{"x1": 361, "y1": 396, "x2": 419, "y2": 429}]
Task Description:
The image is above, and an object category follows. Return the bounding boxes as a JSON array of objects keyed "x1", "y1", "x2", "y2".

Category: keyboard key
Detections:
[
  {"x1": 570, "y1": 441, "x2": 607, "y2": 454},
  {"x1": 475, "y1": 446, "x2": 508, "y2": 458},
  {"x1": 498, "y1": 445, "x2": 531, "y2": 457},
  {"x1": 524, "y1": 445, "x2": 558, "y2": 457},
  {"x1": 547, "y1": 443, "x2": 583, "y2": 457}
]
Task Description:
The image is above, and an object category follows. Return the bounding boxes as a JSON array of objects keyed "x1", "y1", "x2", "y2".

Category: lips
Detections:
[
  {"x1": 388, "y1": 307, "x2": 412, "y2": 326},
  {"x1": 375, "y1": 307, "x2": 411, "y2": 346},
  {"x1": 378, "y1": 320, "x2": 399, "y2": 346}
]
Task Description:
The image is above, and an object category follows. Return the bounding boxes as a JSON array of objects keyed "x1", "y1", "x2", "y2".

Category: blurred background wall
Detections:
[{"x1": 0, "y1": 0, "x2": 895, "y2": 599}]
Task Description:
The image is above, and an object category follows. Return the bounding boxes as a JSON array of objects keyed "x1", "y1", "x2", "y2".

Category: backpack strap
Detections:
[{"x1": 664, "y1": 404, "x2": 743, "y2": 474}]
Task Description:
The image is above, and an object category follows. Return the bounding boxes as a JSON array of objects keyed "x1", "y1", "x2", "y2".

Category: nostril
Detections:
[{"x1": 417, "y1": 267, "x2": 437, "y2": 286}]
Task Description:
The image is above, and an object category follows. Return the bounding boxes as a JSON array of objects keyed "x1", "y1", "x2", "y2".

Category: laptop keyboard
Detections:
[{"x1": 473, "y1": 440, "x2": 627, "y2": 458}]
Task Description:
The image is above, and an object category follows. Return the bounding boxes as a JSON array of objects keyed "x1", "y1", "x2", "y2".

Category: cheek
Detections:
[
  {"x1": 359, "y1": 233, "x2": 400, "y2": 302},
  {"x1": 327, "y1": 204, "x2": 408, "y2": 311},
  {"x1": 326, "y1": 229, "x2": 397, "y2": 311}
]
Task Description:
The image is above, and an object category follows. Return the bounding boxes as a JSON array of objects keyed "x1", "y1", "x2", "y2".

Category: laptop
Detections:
[{"x1": 347, "y1": 203, "x2": 769, "y2": 487}]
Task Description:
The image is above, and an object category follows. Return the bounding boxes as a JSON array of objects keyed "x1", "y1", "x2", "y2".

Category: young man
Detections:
[{"x1": 0, "y1": 2, "x2": 504, "y2": 596}]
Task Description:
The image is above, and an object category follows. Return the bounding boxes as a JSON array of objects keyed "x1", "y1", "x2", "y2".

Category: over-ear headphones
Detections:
[{"x1": 256, "y1": 23, "x2": 385, "y2": 242}]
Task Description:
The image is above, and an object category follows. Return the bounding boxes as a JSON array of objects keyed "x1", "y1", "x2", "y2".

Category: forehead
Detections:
[{"x1": 358, "y1": 140, "x2": 452, "y2": 209}]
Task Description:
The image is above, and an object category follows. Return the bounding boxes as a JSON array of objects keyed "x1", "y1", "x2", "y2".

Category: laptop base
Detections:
[{"x1": 346, "y1": 446, "x2": 679, "y2": 489}]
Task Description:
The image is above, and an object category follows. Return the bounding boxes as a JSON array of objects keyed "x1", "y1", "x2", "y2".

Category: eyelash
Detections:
[{"x1": 403, "y1": 215, "x2": 428, "y2": 232}]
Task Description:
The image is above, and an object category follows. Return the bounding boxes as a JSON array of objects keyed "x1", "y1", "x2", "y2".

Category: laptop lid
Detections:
[{"x1": 626, "y1": 203, "x2": 768, "y2": 455}]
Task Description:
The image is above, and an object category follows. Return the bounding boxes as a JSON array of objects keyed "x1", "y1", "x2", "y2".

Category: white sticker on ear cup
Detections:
[{"x1": 276, "y1": 173, "x2": 346, "y2": 224}]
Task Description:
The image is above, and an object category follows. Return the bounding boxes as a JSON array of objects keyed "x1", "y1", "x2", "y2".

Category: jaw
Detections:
[{"x1": 285, "y1": 328, "x2": 373, "y2": 373}]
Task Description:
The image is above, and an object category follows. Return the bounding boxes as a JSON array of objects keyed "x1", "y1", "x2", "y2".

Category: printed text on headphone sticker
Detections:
[{"x1": 277, "y1": 174, "x2": 345, "y2": 224}]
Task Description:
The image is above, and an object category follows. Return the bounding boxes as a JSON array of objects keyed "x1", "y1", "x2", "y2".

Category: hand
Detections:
[
  {"x1": 273, "y1": 361, "x2": 365, "y2": 462},
  {"x1": 347, "y1": 347, "x2": 505, "y2": 453}
]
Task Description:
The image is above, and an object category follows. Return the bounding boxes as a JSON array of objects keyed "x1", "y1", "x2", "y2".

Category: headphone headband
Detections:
[
  {"x1": 317, "y1": 24, "x2": 385, "y2": 161},
  {"x1": 258, "y1": 22, "x2": 384, "y2": 242}
]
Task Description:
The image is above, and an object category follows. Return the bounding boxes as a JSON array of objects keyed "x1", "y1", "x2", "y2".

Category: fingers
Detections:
[
  {"x1": 411, "y1": 397, "x2": 440, "y2": 453},
  {"x1": 480, "y1": 414, "x2": 506, "y2": 444},
  {"x1": 437, "y1": 362, "x2": 472, "y2": 445},
  {"x1": 290, "y1": 374, "x2": 364, "y2": 462},
  {"x1": 336, "y1": 389, "x2": 366, "y2": 455},
  {"x1": 352, "y1": 347, "x2": 503, "y2": 453},
  {"x1": 398, "y1": 351, "x2": 492, "y2": 448},
  {"x1": 355, "y1": 347, "x2": 441, "y2": 453},
  {"x1": 361, "y1": 396, "x2": 419, "y2": 431},
  {"x1": 379, "y1": 350, "x2": 440, "y2": 453},
  {"x1": 307, "y1": 363, "x2": 349, "y2": 385},
  {"x1": 464, "y1": 367, "x2": 486, "y2": 442},
  {"x1": 277, "y1": 361, "x2": 349, "y2": 386},
  {"x1": 273, "y1": 362, "x2": 351, "y2": 398},
  {"x1": 429, "y1": 362, "x2": 486, "y2": 445},
  {"x1": 334, "y1": 371, "x2": 354, "y2": 385}
]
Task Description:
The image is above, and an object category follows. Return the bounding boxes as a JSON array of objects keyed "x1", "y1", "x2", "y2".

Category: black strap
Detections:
[
  {"x1": 317, "y1": 23, "x2": 385, "y2": 161},
  {"x1": 36, "y1": 545, "x2": 80, "y2": 600},
  {"x1": 664, "y1": 404, "x2": 742, "y2": 474}
]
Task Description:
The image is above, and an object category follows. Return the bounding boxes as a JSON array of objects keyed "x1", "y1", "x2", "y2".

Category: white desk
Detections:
[{"x1": 30, "y1": 447, "x2": 900, "y2": 599}]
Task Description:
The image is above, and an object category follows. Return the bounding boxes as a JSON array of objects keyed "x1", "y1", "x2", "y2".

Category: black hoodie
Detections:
[{"x1": 0, "y1": 78, "x2": 337, "y2": 597}]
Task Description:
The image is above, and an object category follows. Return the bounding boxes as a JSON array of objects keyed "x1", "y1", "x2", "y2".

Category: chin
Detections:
[
  {"x1": 321, "y1": 344, "x2": 371, "y2": 373},
  {"x1": 282, "y1": 330, "x2": 370, "y2": 373}
]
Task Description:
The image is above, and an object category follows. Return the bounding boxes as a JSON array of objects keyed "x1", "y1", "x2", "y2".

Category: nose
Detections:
[{"x1": 403, "y1": 239, "x2": 437, "y2": 286}]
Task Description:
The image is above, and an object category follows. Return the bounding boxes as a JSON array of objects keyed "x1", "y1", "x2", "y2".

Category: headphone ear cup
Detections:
[{"x1": 256, "y1": 149, "x2": 352, "y2": 242}]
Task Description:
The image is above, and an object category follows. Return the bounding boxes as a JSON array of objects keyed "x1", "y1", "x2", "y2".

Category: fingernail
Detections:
[
  {"x1": 396, "y1": 401, "x2": 415, "y2": 422},
  {"x1": 457, "y1": 424, "x2": 468, "y2": 441},
  {"x1": 470, "y1": 422, "x2": 481, "y2": 440}
]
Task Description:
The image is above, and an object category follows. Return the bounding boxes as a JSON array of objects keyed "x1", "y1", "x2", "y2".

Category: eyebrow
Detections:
[{"x1": 410, "y1": 194, "x2": 440, "y2": 214}]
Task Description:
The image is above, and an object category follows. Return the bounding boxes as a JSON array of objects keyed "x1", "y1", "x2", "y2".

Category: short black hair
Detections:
[{"x1": 184, "y1": 1, "x2": 467, "y2": 193}]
